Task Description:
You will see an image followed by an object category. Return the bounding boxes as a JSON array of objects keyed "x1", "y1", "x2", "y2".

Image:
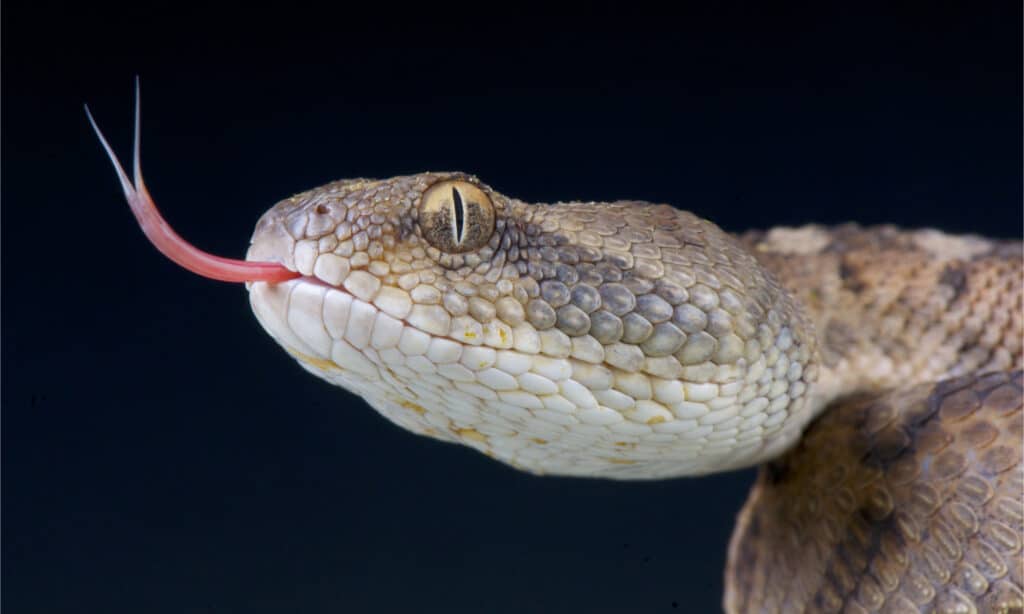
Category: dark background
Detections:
[{"x1": 4, "y1": 2, "x2": 1021, "y2": 613}]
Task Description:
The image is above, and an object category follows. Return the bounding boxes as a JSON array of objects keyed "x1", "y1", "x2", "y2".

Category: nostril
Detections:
[{"x1": 315, "y1": 204, "x2": 329, "y2": 215}]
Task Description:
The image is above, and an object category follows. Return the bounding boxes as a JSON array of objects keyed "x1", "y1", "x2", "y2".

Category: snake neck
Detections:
[{"x1": 740, "y1": 223, "x2": 1023, "y2": 406}]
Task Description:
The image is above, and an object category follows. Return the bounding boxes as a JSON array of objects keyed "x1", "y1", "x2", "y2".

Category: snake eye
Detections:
[{"x1": 419, "y1": 180, "x2": 495, "y2": 253}]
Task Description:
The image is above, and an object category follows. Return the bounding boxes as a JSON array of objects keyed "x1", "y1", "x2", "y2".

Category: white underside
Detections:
[{"x1": 248, "y1": 279, "x2": 816, "y2": 479}]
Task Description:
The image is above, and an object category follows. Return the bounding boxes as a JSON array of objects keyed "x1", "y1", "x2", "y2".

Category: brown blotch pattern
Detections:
[
  {"x1": 725, "y1": 370, "x2": 1024, "y2": 613},
  {"x1": 743, "y1": 224, "x2": 1023, "y2": 392}
]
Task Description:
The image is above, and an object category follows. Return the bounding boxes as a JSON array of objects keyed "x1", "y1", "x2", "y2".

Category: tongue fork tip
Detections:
[{"x1": 86, "y1": 82, "x2": 300, "y2": 284}]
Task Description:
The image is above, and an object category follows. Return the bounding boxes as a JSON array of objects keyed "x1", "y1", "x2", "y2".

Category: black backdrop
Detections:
[{"x1": 4, "y1": 3, "x2": 1021, "y2": 613}]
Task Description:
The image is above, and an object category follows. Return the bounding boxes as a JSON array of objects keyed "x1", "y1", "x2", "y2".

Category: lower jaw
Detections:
[{"x1": 245, "y1": 279, "x2": 815, "y2": 479}]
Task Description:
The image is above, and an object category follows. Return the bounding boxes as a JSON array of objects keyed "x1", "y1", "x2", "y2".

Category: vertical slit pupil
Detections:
[{"x1": 452, "y1": 186, "x2": 465, "y2": 243}]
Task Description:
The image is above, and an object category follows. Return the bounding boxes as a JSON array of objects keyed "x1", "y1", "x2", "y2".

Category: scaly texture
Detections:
[
  {"x1": 741, "y1": 225, "x2": 1022, "y2": 399},
  {"x1": 89, "y1": 96, "x2": 1020, "y2": 611},
  {"x1": 234, "y1": 172, "x2": 1022, "y2": 611},
  {"x1": 725, "y1": 371, "x2": 1023, "y2": 613},
  {"x1": 246, "y1": 173, "x2": 821, "y2": 478},
  {"x1": 726, "y1": 228, "x2": 1023, "y2": 613}
]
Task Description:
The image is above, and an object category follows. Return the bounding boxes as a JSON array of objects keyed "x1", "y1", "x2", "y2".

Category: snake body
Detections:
[
  {"x1": 731, "y1": 228, "x2": 1022, "y2": 612},
  {"x1": 243, "y1": 174, "x2": 1022, "y2": 612},
  {"x1": 90, "y1": 102, "x2": 1022, "y2": 612}
]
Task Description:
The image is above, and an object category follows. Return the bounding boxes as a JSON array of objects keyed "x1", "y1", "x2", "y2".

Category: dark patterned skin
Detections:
[
  {"x1": 90, "y1": 98, "x2": 1024, "y2": 612},
  {"x1": 250, "y1": 180, "x2": 1022, "y2": 604},
  {"x1": 248, "y1": 187, "x2": 1024, "y2": 607},
  {"x1": 725, "y1": 371, "x2": 1023, "y2": 613},
  {"x1": 725, "y1": 226, "x2": 1022, "y2": 613},
  {"x1": 741, "y1": 225, "x2": 1021, "y2": 398}
]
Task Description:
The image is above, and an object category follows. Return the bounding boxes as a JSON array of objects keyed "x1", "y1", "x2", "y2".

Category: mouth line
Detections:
[
  {"x1": 296, "y1": 273, "x2": 344, "y2": 291},
  {"x1": 258, "y1": 270, "x2": 508, "y2": 362}
]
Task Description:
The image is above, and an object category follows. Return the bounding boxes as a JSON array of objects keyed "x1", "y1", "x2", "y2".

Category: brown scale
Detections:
[
  {"x1": 742, "y1": 225, "x2": 1023, "y2": 394},
  {"x1": 727, "y1": 226, "x2": 1022, "y2": 612},
  {"x1": 89, "y1": 98, "x2": 1023, "y2": 610},
  {"x1": 725, "y1": 370, "x2": 1023, "y2": 614},
  {"x1": 257, "y1": 184, "x2": 1022, "y2": 606}
]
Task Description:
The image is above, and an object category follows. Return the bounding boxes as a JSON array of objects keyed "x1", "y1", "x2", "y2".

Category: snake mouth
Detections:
[{"x1": 87, "y1": 80, "x2": 300, "y2": 284}]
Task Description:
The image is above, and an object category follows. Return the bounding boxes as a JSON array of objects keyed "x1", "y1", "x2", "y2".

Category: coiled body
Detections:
[
  {"x1": 726, "y1": 226, "x2": 1022, "y2": 612},
  {"x1": 727, "y1": 370, "x2": 1022, "y2": 613},
  {"x1": 241, "y1": 175, "x2": 1021, "y2": 612},
  {"x1": 87, "y1": 107, "x2": 1022, "y2": 612}
]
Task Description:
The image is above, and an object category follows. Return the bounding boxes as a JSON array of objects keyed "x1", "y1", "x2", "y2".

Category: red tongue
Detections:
[{"x1": 86, "y1": 81, "x2": 301, "y2": 284}]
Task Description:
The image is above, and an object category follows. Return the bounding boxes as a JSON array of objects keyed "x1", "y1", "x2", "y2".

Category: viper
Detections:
[{"x1": 88, "y1": 88, "x2": 1023, "y2": 613}]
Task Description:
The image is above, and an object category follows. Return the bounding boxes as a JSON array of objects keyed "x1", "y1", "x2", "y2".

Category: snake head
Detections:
[
  {"x1": 91, "y1": 84, "x2": 819, "y2": 479},
  {"x1": 241, "y1": 170, "x2": 819, "y2": 479}
]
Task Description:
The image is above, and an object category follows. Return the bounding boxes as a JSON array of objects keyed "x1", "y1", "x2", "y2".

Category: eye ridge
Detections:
[{"x1": 451, "y1": 186, "x2": 465, "y2": 245}]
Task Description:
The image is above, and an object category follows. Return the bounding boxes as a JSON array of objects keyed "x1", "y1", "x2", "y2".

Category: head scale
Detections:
[{"x1": 91, "y1": 86, "x2": 820, "y2": 480}]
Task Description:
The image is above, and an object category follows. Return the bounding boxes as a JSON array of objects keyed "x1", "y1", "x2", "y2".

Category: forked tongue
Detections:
[{"x1": 85, "y1": 81, "x2": 300, "y2": 283}]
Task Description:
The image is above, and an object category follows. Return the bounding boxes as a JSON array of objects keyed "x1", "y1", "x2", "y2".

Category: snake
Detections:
[{"x1": 88, "y1": 89, "x2": 1023, "y2": 613}]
